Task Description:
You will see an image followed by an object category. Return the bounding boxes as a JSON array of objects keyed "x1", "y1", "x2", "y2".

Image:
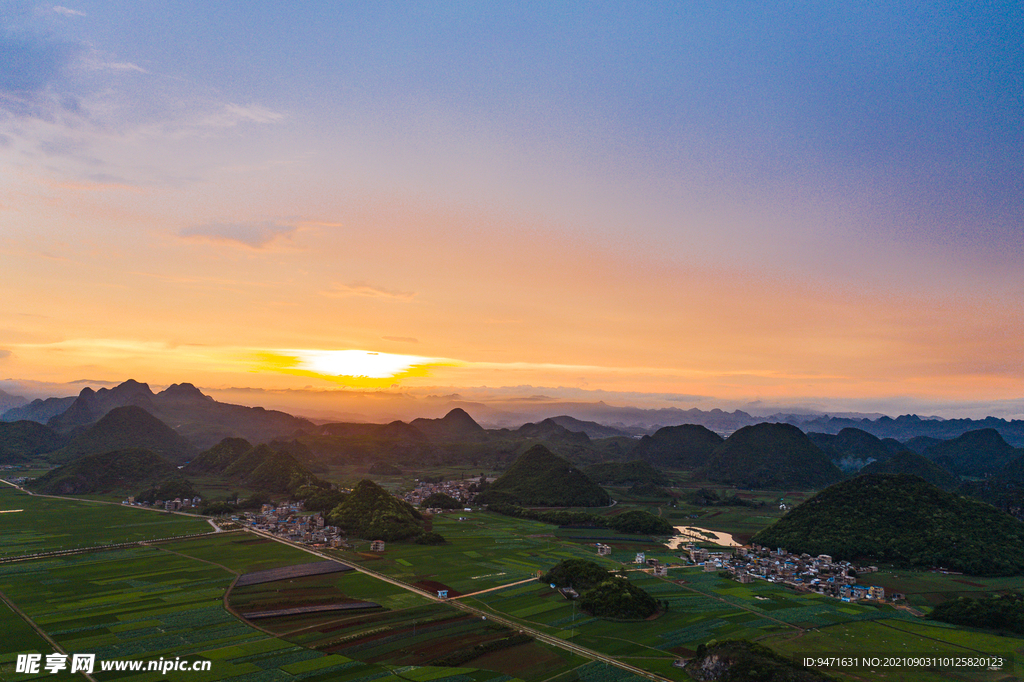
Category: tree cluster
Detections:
[
  {"x1": 540, "y1": 559, "x2": 658, "y2": 620},
  {"x1": 928, "y1": 593, "x2": 1024, "y2": 635},
  {"x1": 487, "y1": 503, "x2": 674, "y2": 535}
]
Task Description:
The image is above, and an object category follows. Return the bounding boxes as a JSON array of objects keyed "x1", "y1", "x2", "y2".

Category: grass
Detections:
[
  {"x1": 4, "y1": 482, "x2": 1024, "y2": 682},
  {"x1": 162, "y1": 532, "x2": 318, "y2": 574},
  {"x1": 0, "y1": 600, "x2": 53, "y2": 674},
  {"x1": 0, "y1": 526, "x2": 589, "y2": 682},
  {"x1": 763, "y1": 618, "x2": 1024, "y2": 681},
  {"x1": 863, "y1": 569, "x2": 1024, "y2": 610},
  {"x1": 320, "y1": 510, "x2": 1024, "y2": 682},
  {"x1": 0, "y1": 483, "x2": 210, "y2": 557}
]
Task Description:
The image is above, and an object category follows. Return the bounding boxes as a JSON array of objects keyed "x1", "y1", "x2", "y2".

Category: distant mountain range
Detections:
[
  {"x1": 3, "y1": 380, "x2": 315, "y2": 450},
  {"x1": 787, "y1": 413, "x2": 1024, "y2": 448},
  {"x1": 0, "y1": 388, "x2": 28, "y2": 413},
  {"x1": 6, "y1": 379, "x2": 1024, "y2": 444},
  {"x1": 4, "y1": 378, "x2": 1023, "y2": 503}
]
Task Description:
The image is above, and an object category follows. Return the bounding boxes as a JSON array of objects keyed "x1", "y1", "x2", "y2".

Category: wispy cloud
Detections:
[
  {"x1": 51, "y1": 6, "x2": 86, "y2": 17},
  {"x1": 324, "y1": 282, "x2": 416, "y2": 300},
  {"x1": 83, "y1": 57, "x2": 149, "y2": 74},
  {"x1": 382, "y1": 336, "x2": 419, "y2": 343},
  {"x1": 179, "y1": 221, "x2": 299, "y2": 249},
  {"x1": 196, "y1": 103, "x2": 284, "y2": 128}
]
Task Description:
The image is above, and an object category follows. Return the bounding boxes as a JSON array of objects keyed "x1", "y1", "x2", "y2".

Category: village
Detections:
[
  {"x1": 671, "y1": 543, "x2": 898, "y2": 602},
  {"x1": 399, "y1": 477, "x2": 479, "y2": 508},
  {"x1": 239, "y1": 503, "x2": 350, "y2": 548},
  {"x1": 119, "y1": 478, "x2": 897, "y2": 606}
]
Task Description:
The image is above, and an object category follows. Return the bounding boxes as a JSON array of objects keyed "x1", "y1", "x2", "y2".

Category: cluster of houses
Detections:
[
  {"x1": 400, "y1": 477, "x2": 482, "y2": 510},
  {"x1": 633, "y1": 552, "x2": 671, "y2": 577},
  {"x1": 682, "y1": 543, "x2": 895, "y2": 602},
  {"x1": 242, "y1": 504, "x2": 347, "y2": 548},
  {"x1": 121, "y1": 496, "x2": 202, "y2": 511}
]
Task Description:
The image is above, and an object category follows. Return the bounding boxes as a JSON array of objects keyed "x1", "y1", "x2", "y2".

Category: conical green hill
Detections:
[
  {"x1": 696, "y1": 423, "x2": 843, "y2": 489},
  {"x1": 630, "y1": 424, "x2": 723, "y2": 469},
  {"x1": 31, "y1": 448, "x2": 187, "y2": 496},
  {"x1": 327, "y1": 479, "x2": 423, "y2": 541},
  {"x1": 183, "y1": 437, "x2": 253, "y2": 474},
  {"x1": 476, "y1": 444, "x2": 610, "y2": 507}
]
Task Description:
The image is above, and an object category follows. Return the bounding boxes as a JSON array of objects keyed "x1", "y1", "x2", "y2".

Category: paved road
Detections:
[
  {"x1": 453, "y1": 577, "x2": 537, "y2": 599},
  {"x1": 243, "y1": 527, "x2": 675, "y2": 682}
]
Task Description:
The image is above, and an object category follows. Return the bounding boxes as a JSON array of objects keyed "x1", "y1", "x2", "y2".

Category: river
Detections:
[{"x1": 665, "y1": 525, "x2": 741, "y2": 549}]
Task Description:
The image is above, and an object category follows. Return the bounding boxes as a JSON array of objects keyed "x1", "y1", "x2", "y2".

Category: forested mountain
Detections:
[
  {"x1": 753, "y1": 474, "x2": 1024, "y2": 575},
  {"x1": 49, "y1": 406, "x2": 197, "y2": 464},
  {"x1": 410, "y1": 408, "x2": 488, "y2": 442},
  {"x1": 515, "y1": 418, "x2": 591, "y2": 445},
  {"x1": 923, "y1": 429, "x2": 1020, "y2": 478},
  {"x1": 31, "y1": 448, "x2": 191, "y2": 497},
  {"x1": 807, "y1": 427, "x2": 900, "y2": 472},
  {"x1": 327, "y1": 479, "x2": 423, "y2": 541},
  {"x1": 27, "y1": 380, "x2": 314, "y2": 449},
  {"x1": 858, "y1": 450, "x2": 960, "y2": 490},
  {"x1": 547, "y1": 415, "x2": 635, "y2": 438},
  {"x1": 184, "y1": 439, "x2": 327, "y2": 495},
  {"x1": 630, "y1": 424, "x2": 723, "y2": 469},
  {"x1": 0, "y1": 420, "x2": 68, "y2": 464},
  {"x1": 475, "y1": 444, "x2": 611, "y2": 507},
  {"x1": 696, "y1": 423, "x2": 843, "y2": 489}
]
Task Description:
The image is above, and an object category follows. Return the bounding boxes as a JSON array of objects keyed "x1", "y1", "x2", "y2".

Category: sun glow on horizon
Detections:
[{"x1": 254, "y1": 349, "x2": 459, "y2": 386}]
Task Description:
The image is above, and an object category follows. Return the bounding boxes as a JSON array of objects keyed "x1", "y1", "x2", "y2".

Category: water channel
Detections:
[{"x1": 665, "y1": 525, "x2": 741, "y2": 549}]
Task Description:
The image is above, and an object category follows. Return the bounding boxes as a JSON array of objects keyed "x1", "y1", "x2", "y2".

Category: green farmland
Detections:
[
  {"x1": 3, "y1": 484, "x2": 1024, "y2": 682},
  {"x1": 0, "y1": 483, "x2": 210, "y2": 558},
  {"x1": 319, "y1": 511, "x2": 1024, "y2": 682},
  {"x1": 0, "y1": 534, "x2": 567, "y2": 682}
]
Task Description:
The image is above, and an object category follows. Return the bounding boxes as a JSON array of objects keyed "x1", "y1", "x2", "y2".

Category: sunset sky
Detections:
[{"x1": 2, "y1": 2, "x2": 1022, "y2": 420}]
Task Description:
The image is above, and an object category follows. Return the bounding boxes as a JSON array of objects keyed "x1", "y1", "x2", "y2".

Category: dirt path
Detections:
[
  {"x1": 453, "y1": 577, "x2": 538, "y2": 599},
  {"x1": 220, "y1": 574, "x2": 278, "y2": 637}
]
